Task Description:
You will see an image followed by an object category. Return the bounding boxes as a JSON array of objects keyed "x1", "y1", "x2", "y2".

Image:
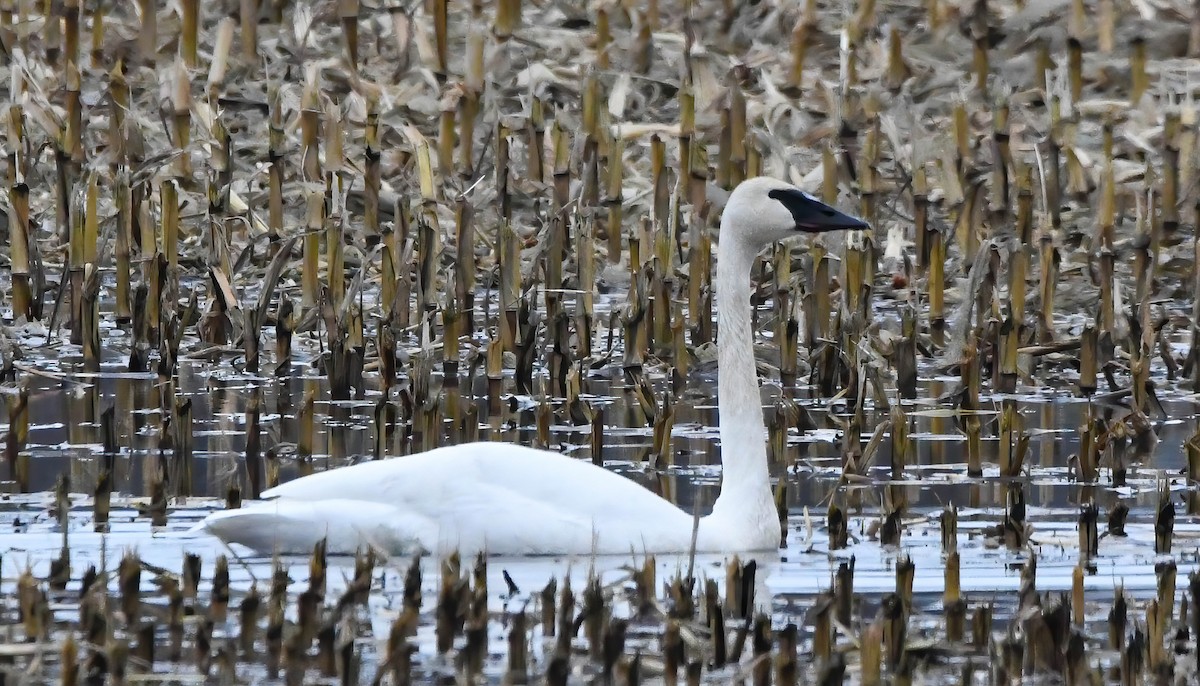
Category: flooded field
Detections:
[
  {"x1": 5, "y1": 0, "x2": 1200, "y2": 682},
  {"x1": 5, "y1": 306, "x2": 1200, "y2": 683}
]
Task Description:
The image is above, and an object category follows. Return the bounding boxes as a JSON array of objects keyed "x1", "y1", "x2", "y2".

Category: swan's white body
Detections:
[
  {"x1": 201, "y1": 177, "x2": 866, "y2": 557},
  {"x1": 202, "y1": 442, "x2": 772, "y2": 556}
]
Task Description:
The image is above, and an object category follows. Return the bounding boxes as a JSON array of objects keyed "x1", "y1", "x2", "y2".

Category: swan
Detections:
[{"x1": 200, "y1": 176, "x2": 868, "y2": 557}]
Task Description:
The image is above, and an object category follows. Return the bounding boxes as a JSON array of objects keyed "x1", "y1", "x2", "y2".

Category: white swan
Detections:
[{"x1": 200, "y1": 176, "x2": 868, "y2": 557}]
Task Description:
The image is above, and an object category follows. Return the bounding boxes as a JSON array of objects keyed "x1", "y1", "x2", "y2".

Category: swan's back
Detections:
[{"x1": 261, "y1": 442, "x2": 671, "y2": 517}]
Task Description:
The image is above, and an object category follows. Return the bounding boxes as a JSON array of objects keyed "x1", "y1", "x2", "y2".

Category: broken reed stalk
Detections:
[
  {"x1": 303, "y1": 191, "x2": 322, "y2": 311},
  {"x1": 136, "y1": 0, "x2": 156, "y2": 63},
  {"x1": 207, "y1": 18, "x2": 234, "y2": 95},
  {"x1": 326, "y1": 102, "x2": 346, "y2": 311},
  {"x1": 81, "y1": 179, "x2": 101, "y2": 370},
  {"x1": 9, "y1": 179, "x2": 33, "y2": 321},
  {"x1": 789, "y1": 0, "x2": 817, "y2": 88},
  {"x1": 239, "y1": 0, "x2": 257, "y2": 62},
  {"x1": 63, "y1": 0, "x2": 78, "y2": 65},
  {"x1": 171, "y1": 61, "x2": 191, "y2": 179},
  {"x1": 1098, "y1": 121, "x2": 1116, "y2": 339},
  {"x1": 179, "y1": 0, "x2": 199, "y2": 66},
  {"x1": 340, "y1": 0, "x2": 359, "y2": 67},
  {"x1": 114, "y1": 170, "x2": 133, "y2": 324}
]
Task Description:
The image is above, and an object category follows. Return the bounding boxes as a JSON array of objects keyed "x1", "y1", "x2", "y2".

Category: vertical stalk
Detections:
[
  {"x1": 138, "y1": 0, "x2": 156, "y2": 63},
  {"x1": 180, "y1": 0, "x2": 198, "y2": 67},
  {"x1": 9, "y1": 181, "x2": 32, "y2": 321},
  {"x1": 267, "y1": 84, "x2": 284, "y2": 248}
]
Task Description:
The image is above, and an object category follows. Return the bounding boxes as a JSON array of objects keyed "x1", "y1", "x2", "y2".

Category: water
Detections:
[
  {"x1": 5, "y1": 321, "x2": 1199, "y2": 597},
  {"x1": 3, "y1": 289, "x2": 1199, "y2": 685}
]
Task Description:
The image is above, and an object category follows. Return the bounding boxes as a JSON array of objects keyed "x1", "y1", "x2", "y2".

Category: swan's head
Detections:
[{"x1": 721, "y1": 176, "x2": 868, "y2": 246}]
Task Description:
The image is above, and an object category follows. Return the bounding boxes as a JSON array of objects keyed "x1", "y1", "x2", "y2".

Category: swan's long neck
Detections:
[{"x1": 709, "y1": 235, "x2": 773, "y2": 523}]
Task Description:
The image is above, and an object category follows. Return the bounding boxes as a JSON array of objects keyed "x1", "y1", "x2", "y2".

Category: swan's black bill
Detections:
[{"x1": 769, "y1": 188, "x2": 870, "y2": 232}]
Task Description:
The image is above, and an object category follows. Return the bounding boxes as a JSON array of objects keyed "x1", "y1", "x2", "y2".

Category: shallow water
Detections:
[
  {"x1": 5, "y1": 321, "x2": 1200, "y2": 603},
  {"x1": 3, "y1": 284, "x2": 1200, "y2": 686}
]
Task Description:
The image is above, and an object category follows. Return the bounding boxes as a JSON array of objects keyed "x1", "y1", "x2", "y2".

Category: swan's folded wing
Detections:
[
  {"x1": 258, "y1": 450, "x2": 458, "y2": 503},
  {"x1": 246, "y1": 443, "x2": 699, "y2": 555},
  {"x1": 202, "y1": 499, "x2": 433, "y2": 556}
]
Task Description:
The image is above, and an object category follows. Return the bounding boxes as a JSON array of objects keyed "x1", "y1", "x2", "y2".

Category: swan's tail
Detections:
[{"x1": 199, "y1": 500, "x2": 419, "y2": 556}]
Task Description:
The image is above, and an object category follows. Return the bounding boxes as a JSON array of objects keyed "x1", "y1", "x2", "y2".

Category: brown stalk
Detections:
[
  {"x1": 8, "y1": 180, "x2": 33, "y2": 321},
  {"x1": 775, "y1": 245, "x2": 795, "y2": 387},
  {"x1": 885, "y1": 26, "x2": 911, "y2": 90},
  {"x1": 114, "y1": 174, "x2": 132, "y2": 323},
  {"x1": 499, "y1": 222, "x2": 519, "y2": 352},
  {"x1": 576, "y1": 217, "x2": 596, "y2": 359},
  {"x1": 297, "y1": 387, "x2": 315, "y2": 459},
  {"x1": 970, "y1": 0, "x2": 988, "y2": 93},
  {"x1": 381, "y1": 204, "x2": 400, "y2": 323},
  {"x1": 300, "y1": 74, "x2": 322, "y2": 182},
  {"x1": 415, "y1": 224, "x2": 440, "y2": 336},
  {"x1": 432, "y1": 0, "x2": 447, "y2": 74},
  {"x1": 74, "y1": 175, "x2": 97, "y2": 352},
  {"x1": 963, "y1": 345, "x2": 982, "y2": 477},
  {"x1": 1155, "y1": 481, "x2": 1174, "y2": 554},
  {"x1": 171, "y1": 61, "x2": 191, "y2": 178},
  {"x1": 173, "y1": 398, "x2": 194, "y2": 497},
  {"x1": 207, "y1": 18, "x2": 234, "y2": 96},
  {"x1": 240, "y1": 0, "x2": 257, "y2": 61},
  {"x1": 65, "y1": 60, "x2": 82, "y2": 170},
  {"x1": 1098, "y1": 145, "x2": 1116, "y2": 335},
  {"x1": 788, "y1": 0, "x2": 817, "y2": 88},
  {"x1": 992, "y1": 99, "x2": 1012, "y2": 213},
  {"x1": 5, "y1": 100, "x2": 22, "y2": 186},
  {"x1": 108, "y1": 62, "x2": 128, "y2": 168},
  {"x1": 443, "y1": 298, "x2": 460, "y2": 381},
  {"x1": 860, "y1": 620, "x2": 882, "y2": 685},
  {"x1": 687, "y1": 212, "x2": 711, "y2": 346},
  {"x1": 728, "y1": 70, "x2": 746, "y2": 187},
  {"x1": 1098, "y1": 0, "x2": 1115, "y2": 52},
  {"x1": 945, "y1": 552, "x2": 965, "y2": 642},
  {"x1": 492, "y1": 0, "x2": 520, "y2": 38},
  {"x1": 595, "y1": 6, "x2": 610, "y2": 69},
  {"x1": 1163, "y1": 112, "x2": 1181, "y2": 239},
  {"x1": 1067, "y1": 37, "x2": 1083, "y2": 104},
  {"x1": 138, "y1": 0, "x2": 156, "y2": 63},
  {"x1": 716, "y1": 107, "x2": 731, "y2": 190},
  {"x1": 1157, "y1": 562, "x2": 1176, "y2": 634},
  {"x1": 438, "y1": 91, "x2": 457, "y2": 178},
  {"x1": 326, "y1": 104, "x2": 346, "y2": 310},
  {"x1": 1130, "y1": 37, "x2": 1148, "y2": 106},
  {"x1": 161, "y1": 178, "x2": 178, "y2": 284},
  {"x1": 207, "y1": 117, "x2": 232, "y2": 276},
  {"x1": 340, "y1": 0, "x2": 359, "y2": 67},
  {"x1": 180, "y1": 0, "x2": 199, "y2": 67},
  {"x1": 459, "y1": 27, "x2": 484, "y2": 175},
  {"x1": 395, "y1": 202, "x2": 413, "y2": 331},
  {"x1": 1035, "y1": 39, "x2": 1053, "y2": 94},
  {"x1": 303, "y1": 191, "x2": 323, "y2": 311},
  {"x1": 606, "y1": 134, "x2": 625, "y2": 263},
  {"x1": 89, "y1": 3, "x2": 103, "y2": 67},
  {"x1": 64, "y1": 0, "x2": 79, "y2": 65}
]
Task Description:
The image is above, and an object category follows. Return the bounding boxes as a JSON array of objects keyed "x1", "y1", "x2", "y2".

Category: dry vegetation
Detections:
[{"x1": 5, "y1": 0, "x2": 1200, "y2": 682}]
